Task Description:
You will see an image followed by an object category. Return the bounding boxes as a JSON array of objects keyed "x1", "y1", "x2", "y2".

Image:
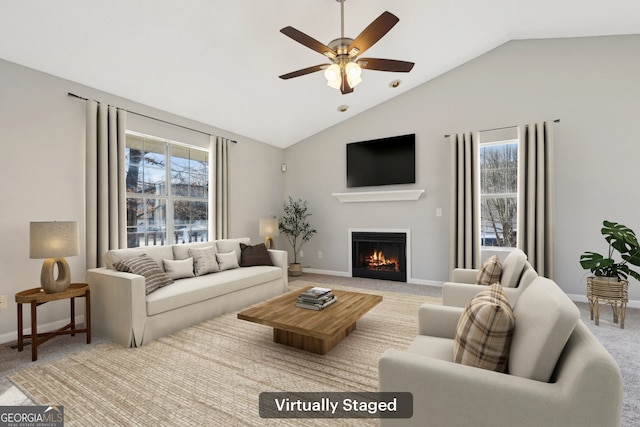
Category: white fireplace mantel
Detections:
[{"x1": 332, "y1": 189, "x2": 425, "y2": 203}]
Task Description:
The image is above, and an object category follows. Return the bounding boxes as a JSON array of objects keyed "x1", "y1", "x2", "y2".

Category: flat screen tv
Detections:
[{"x1": 346, "y1": 133, "x2": 416, "y2": 188}]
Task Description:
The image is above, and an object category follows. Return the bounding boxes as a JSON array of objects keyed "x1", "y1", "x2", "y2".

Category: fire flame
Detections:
[{"x1": 365, "y1": 250, "x2": 399, "y2": 272}]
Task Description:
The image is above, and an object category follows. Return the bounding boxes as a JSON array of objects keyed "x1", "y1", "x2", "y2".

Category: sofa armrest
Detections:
[
  {"x1": 451, "y1": 268, "x2": 478, "y2": 284},
  {"x1": 379, "y1": 349, "x2": 578, "y2": 427},
  {"x1": 268, "y1": 249, "x2": 288, "y2": 290},
  {"x1": 86, "y1": 268, "x2": 147, "y2": 347},
  {"x1": 417, "y1": 304, "x2": 463, "y2": 338}
]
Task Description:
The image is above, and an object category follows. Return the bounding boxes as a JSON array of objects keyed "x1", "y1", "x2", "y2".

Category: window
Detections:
[
  {"x1": 479, "y1": 139, "x2": 518, "y2": 248},
  {"x1": 125, "y1": 132, "x2": 209, "y2": 248}
]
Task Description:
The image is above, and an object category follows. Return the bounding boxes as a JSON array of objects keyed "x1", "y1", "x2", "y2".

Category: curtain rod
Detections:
[
  {"x1": 444, "y1": 119, "x2": 560, "y2": 138},
  {"x1": 67, "y1": 92, "x2": 237, "y2": 143}
]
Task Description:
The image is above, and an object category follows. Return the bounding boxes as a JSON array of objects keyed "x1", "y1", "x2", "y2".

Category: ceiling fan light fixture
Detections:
[
  {"x1": 325, "y1": 63, "x2": 342, "y2": 88},
  {"x1": 345, "y1": 61, "x2": 362, "y2": 87}
]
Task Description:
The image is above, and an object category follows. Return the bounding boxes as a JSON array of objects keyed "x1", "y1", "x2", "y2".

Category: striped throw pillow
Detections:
[
  {"x1": 114, "y1": 254, "x2": 174, "y2": 295},
  {"x1": 476, "y1": 255, "x2": 502, "y2": 286},
  {"x1": 454, "y1": 283, "x2": 515, "y2": 372}
]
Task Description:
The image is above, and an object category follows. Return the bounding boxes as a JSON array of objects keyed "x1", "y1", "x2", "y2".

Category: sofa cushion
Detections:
[
  {"x1": 454, "y1": 283, "x2": 515, "y2": 372},
  {"x1": 217, "y1": 251, "x2": 240, "y2": 271},
  {"x1": 408, "y1": 335, "x2": 455, "y2": 362},
  {"x1": 145, "y1": 265, "x2": 282, "y2": 316},
  {"x1": 114, "y1": 254, "x2": 174, "y2": 295},
  {"x1": 189, "y1": 246, "x2": 220, "y2": 276},
  {"x1": 509, "y1": 277, "x2": 580, "y2": 382},
  {"x1": 500, "y1": 249, "x2": 527, "y2": 288},
  {"x1": 104, "y1": 246, "x2": 174, "y2": 270},
  {"x1": 240, "y1": 243, "x2": 274, "y2": 267},
  {"x1": 476, "y1": 255, "x2": 502, "y2": 286},
  {"x1": 163, "y1": 258, "x2": 195, "y2": 280}
]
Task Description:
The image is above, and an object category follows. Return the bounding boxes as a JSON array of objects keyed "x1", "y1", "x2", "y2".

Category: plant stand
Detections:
[{"x1": 586, "y1": 276, "x2": 628, "y2": 329}]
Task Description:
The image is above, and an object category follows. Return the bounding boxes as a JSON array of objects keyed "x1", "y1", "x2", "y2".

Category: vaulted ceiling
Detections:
[{"x1": 2, "y1": 0, "x2": 639, "y2": 148}]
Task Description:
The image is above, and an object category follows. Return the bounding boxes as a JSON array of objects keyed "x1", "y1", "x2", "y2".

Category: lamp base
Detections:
[
  {"x1": 264, "y1": 236, "x2": 275, "y2": 250},
  {"x1": 41, "y1": 258, "x2": 71, "y2": 293}
]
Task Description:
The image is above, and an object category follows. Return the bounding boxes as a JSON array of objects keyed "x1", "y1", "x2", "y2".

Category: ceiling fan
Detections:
[{"x1": 278, "y1": 0, "x2": 415, "y2": 94}]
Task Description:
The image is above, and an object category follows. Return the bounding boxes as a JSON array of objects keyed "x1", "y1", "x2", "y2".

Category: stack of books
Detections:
[{"x1": 296, "y1": 287, "x2": 337, "y2": 310}]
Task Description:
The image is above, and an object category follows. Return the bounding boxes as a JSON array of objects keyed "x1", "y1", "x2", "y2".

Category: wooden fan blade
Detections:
[
  {"x1": 347, "y1": 11, "x2": 399, "y2": 57},
  {"x1": 280, "y1": 26, "x2": 337, "y2": 59},
  {"x1": 279, "y1": 64, "x2": 327, "y2": 80},
  {"x1": 358, "y1": 58, "x2": 415, "y2": 72},
  {"x1": 340, "y1": 68, "x2": 354, "y2": 94}
]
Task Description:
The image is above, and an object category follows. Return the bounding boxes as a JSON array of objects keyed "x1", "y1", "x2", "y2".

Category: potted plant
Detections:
[
  {"x1": 579, "y1": 220, "x2": 640, "y2": 282},
  {"x1": 580, "y1": 220, "x2": 640, "y2": 328},
  {"x1": 278, "y1": 197, "x2": 317, "y2": 276}
]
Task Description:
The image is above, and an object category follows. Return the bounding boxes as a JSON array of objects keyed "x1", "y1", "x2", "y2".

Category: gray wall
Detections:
[
  {"x1": 283, "y1": 35, "x2": 640, "y2": 302},
  {"x1": 0, "y1": 58, "x2": 284, "y2": 341}
]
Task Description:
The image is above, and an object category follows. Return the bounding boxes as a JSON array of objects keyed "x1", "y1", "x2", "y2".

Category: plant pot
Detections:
[
  {"x1": 586, "y1": 276, "x2": 628, "y2": 328},
  {"x1": 288, "y1": 263, "x2": 303, "y2": 277}
]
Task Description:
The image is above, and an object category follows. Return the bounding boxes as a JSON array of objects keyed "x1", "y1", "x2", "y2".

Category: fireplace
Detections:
[{"x1": 351, "y1": 231, "x2": 407, "y2": 282}]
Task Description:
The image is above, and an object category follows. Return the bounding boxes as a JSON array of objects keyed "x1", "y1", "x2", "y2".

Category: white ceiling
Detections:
[{"x1": 2, "y1": 0, "x2": 640, "y2": 148}]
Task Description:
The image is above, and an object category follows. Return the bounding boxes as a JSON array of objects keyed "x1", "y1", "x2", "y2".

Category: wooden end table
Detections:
[
  {"x1": 238, "y1": 286, "x2": 382, "y2": 355},
  {"x1": 15, "y1": 283, "x2": 91, "y2": 361}
]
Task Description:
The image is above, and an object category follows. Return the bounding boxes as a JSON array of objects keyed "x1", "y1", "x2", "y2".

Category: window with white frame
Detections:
[
  {"x1": 479, "y1": 139, "x2": 518, "y2": 248},
  {"x1": 125, "y1": 132, "x2": 209, "y2": 248}
]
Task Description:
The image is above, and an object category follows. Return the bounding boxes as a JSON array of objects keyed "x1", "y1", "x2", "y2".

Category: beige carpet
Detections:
[{"x1": 9, "y1": 282, "x2": 440, "y2": 426}]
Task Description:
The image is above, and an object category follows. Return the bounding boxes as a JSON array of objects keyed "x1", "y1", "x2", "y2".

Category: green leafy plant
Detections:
[
  {"x1": 278, "y1": 197, "x2": 317, "y2": 264},
  {"x1": 580, "y1": 220, "x2": 640, "y2": 282}
]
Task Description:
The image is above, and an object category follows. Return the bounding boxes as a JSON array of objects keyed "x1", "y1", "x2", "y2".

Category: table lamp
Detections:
[
  {"x1": 259, "y1": 218, "x2": 279, "y2": 249},
  {"x1": 30, "y1": 221, "x2": 79, "y2": 293}
]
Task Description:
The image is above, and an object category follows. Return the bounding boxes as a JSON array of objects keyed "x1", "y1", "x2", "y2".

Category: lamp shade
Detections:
[
  {"x1": 259, "y1": 218, "x2": 279, "y2": 237},
  {"x1": 30, "y1": 221, "x2": 79, "y2": 259}
]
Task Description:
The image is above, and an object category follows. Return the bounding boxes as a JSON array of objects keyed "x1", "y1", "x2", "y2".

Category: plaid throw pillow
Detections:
[
  {"x1": 454, "y1": 283, "x2": 515, "y2": 372},
  {"x1": 114, "y1": 254, "x2": 174, "y2": 295},
  {"x1": 476, "y1": 255, "x2": 502, "y2": 286}
]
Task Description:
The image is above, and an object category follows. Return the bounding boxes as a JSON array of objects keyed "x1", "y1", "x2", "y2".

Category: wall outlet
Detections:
[
  {"x1": 299, "y1": 250, "x2": 304, "y2": 258},
  {"x1": 0, "y1": 295, "x2": 7, "y2": 310},
  {"x1": 436, "y1": 208, "x2": 443, "y2": 217},
  {"x1": 318, "y1": 251, "x2": 323, "y2": 259}
]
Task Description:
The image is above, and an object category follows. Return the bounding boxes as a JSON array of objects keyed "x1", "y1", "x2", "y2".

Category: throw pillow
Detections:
[
  {"x1": 216, "y1": 251, "x2": 240, "y2": 271},
  {"x1": 189, "y1": 246, "x2": 220, "y2": 276},
  {"x1": 163, "y1": 257, "x2": 195, "y2": 280},
  {"x1": 239, "y1": 243, "x2": 274, "y2": 267},
  {"x1": 114, "y1": 254, "x2": 174, "y2": 295},
  {"x1": 476, "y1": 255, "x2": 502, "y2": 286},
  {"x1": 453, "y1": 283, "x2": 515, "y2": 372}
]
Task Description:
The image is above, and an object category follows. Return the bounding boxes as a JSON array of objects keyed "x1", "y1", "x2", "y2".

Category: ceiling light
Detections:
[
  {"x1": 325, "y1": 64, "x2": 342, "y2": 89},
  {"x1": 390, "y1": 79, "x2": 402, "y2": 88},
  {"x1": 337, "y1": 105, "x2": 349, "y2": 112}
]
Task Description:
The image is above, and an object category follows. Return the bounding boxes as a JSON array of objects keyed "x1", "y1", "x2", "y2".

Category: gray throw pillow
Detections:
[
  {"x1": 114, "y1": 254, "x2": 174, "y2": 295},
  {"x1": 189, "y1": 246, "x2": 220, "y2": 276}
]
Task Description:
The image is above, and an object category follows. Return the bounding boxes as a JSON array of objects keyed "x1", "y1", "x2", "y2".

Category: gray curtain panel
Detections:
[
  {"x1": 86, "y1": 101, "x2": 127, "y2": 268},
  {"x1": 213, "y1": 136, "x2": 230, "y2": 240},
  {"x1": 449, "y1": 131, "x2": 481, "y2": 276},
  {"x1": 517, "y1": 121, "x2": 555, "y2": 279}
]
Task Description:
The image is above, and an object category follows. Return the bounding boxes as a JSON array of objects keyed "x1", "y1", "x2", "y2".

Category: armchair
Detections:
[{"x1": 379, "y1": 277, "x2": 622, "y2": 427}]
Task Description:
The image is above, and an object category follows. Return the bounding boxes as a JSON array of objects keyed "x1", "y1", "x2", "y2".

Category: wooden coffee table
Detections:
[{"x1": 238, "y1": 286, "x2": 382, "y2": 354}]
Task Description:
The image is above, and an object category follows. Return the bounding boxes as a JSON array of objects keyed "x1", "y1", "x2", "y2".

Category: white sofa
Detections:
[
  {"x1": 379, "y1": 277, "x2": 623, "y2": 427},
  {"x1": 86, "y1": 238, "x2": 288, "y2": 347},
  {"x1": 442, "y1": 248, "x2": 537, "y2": 307}
]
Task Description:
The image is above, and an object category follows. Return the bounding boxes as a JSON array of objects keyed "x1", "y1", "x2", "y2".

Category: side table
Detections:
[{"x1": 15, "y1": 283, "x2": 91, "y2": 361}]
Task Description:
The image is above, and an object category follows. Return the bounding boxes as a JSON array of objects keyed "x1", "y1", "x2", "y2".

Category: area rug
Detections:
[{"x1": 9, "y1": 282, "x2": 440, "y2": 426}]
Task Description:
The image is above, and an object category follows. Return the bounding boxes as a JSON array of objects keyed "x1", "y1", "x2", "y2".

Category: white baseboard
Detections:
[{"x1": 0, "y1": 315, "x2": 86, "y2": 345}]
